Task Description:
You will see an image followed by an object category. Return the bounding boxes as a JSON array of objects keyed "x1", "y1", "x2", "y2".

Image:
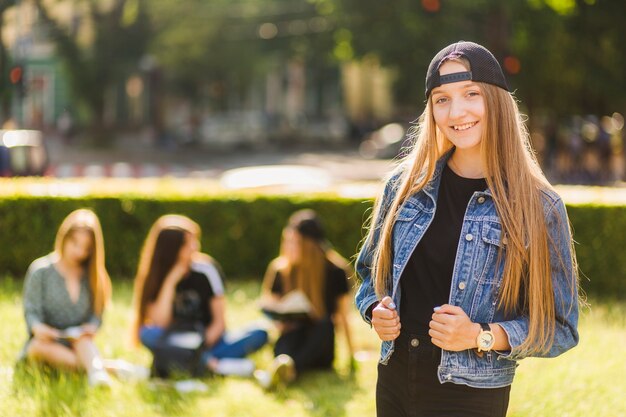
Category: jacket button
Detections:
[
  {"x1": 458, "y1": 281, "x2": 466, "y2": 290},
  {"x1": 410, "y1": 338, "x2": 419, "y2": 347},
  {"x1": 465, "y1": 233, "x2": 474, "y2": 241},
  {"x1": 477, "y1": 196, "x2": 486, "y2": 204}
]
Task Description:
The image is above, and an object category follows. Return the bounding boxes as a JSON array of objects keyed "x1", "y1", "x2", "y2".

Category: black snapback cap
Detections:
[{"x1": 425, "y1": 41, "x2": 509, "y2": 98}]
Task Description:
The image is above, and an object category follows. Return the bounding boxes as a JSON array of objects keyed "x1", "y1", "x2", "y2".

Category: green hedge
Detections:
[
  {"x1": 0, "y1": 195, "x2": 372, "y2": 282},
  {"x1": 567, "y1": 205, "x2": 626, "y2": 297},
  {"x1": 0, "y1": 195, "x2": 623, "y2": 298}
]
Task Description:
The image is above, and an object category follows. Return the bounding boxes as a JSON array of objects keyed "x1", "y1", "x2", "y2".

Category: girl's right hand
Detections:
[
  {"x1": 32, "y1": 323, "x2": 60, "y2": 341},
  {"x1": 372, "y1": 296, "x2": 401, "y2": 341},
  {"x1": 166, "y1": 261, "x2": 189, "y2": 285}
]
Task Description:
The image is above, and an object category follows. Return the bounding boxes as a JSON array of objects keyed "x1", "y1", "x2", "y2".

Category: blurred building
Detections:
[{"x1": 2, "y1": 1, "x2": 71, "y2": 129}]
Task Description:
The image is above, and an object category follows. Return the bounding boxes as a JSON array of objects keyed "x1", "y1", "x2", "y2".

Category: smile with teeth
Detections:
[{"x1": 452, "y1": 122, "x2": 478, "y2": 131}]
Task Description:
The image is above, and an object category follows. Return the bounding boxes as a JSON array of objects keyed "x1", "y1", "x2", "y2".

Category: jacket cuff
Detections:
[
  {"x1": 358, "y1": 294, "x2": 379, "y2": 326},
  {"x1": 494, "y1": 320, "x2": 527, "y2": 361},
  {"x1": 365, "y1": 303, "x2": 377, "y2": 323}
]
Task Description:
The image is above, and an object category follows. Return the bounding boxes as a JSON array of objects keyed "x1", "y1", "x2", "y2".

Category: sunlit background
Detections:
[
  {"x1": 0, "y1": 0, "x2": 624, "y2": 189},
  {"x1": 1, "y1": 3, "x2": 626, "y2": 416}
]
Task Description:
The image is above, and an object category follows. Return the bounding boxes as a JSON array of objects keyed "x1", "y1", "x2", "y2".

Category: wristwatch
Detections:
[{"x1": 476, "y1": 323, "x2": 495, "y2": 352}]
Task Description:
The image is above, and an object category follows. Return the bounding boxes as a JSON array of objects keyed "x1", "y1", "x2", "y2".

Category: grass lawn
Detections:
[{"x1": 1, "y1": 277, "x2": 624, "y2": 417}]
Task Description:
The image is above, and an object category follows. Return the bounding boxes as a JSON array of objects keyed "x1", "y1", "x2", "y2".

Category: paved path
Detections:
[
  {"x1": 46, "y1": 136, "x2": 395, "y2": 182},
  {"x1": 35, "y1": 136, "x2": 626, "y2": 204}
]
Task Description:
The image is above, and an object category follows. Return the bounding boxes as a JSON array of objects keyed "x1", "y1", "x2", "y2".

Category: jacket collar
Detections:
[
  {"x1": 422, "y1": 148, "x2": 491, "y2": 200},
  {"x1": 422, "y1": 148, "x2": 453, "y2": 201}
]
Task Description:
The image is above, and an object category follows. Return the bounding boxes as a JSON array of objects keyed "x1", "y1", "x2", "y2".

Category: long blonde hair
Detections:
[
  {"x1": 262, "y1": 210, "x2": 350, "y2": 320},
  {"x1": 130, "y1": 214, "x2": 201, "y2": 345},
  {"x1": 54, "y1": 209, "x2": 111, "y2": 317},
  {"x1": 366, "y1": 58, "x2": 578, "y2": 355}
]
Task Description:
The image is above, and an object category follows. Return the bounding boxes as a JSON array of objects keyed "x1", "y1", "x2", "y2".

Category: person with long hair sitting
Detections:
[
  {"x1": 131, "y1": 214, "x2": 268, "y2": 377},
  {"x1": 255, "y1": 209, "x2": 354, "y2": 388},
  {"x1": 22, "y1": 209, "x2": 113, "y2": 387}
]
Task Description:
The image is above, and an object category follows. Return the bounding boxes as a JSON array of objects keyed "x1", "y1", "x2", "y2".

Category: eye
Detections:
[
  {"x1": 434, "y1": 96, "x2": 448, "y2": 104},
  {"x1": 467, "y1": 90, "x2": 481, "y2": 98}
]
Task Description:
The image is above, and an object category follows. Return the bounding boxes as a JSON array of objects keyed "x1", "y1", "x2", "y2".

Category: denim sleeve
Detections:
[
  {"x1": 355, "y1": 234, "x2": 382, "y2": 326},
  {"x1": 355, "y1": 174, "x2": 399, "y2": 325},
  {"x1": 496, "y1": 198, "x2": 579, "y2": 361},
  {"x1": 23, "y1": 266, "x2": 45, "y2": 334}
]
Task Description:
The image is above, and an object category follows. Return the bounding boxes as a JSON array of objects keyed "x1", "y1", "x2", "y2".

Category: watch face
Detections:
[{"x1": 479, "y1": 333, "x2": 494, "y2": 349}]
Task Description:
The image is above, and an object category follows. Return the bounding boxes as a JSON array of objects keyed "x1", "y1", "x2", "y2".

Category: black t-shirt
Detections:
[
  {"x1": 172, "y1": 261, "x2": 225, "y2": 327},
  {"x1": 399, "y1": 164, "x2": 487, "y2": 335},
  {"x1": 271, "y1": 261, "x2": 349, "y2": 317}
]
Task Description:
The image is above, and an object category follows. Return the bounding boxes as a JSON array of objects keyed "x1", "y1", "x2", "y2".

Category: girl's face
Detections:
[
  {"x1": 431, "y1": 60, "x2": 486, "y2": 153},
  {"x1": 177, "y1": 232, "x2": 199, "y2": 266},
  {"x1": 62, "y1": 229, "x2": 93, "y2": 266},
  {"x1": 282, "y1": 228, "x2": 302, "y2": 264}
]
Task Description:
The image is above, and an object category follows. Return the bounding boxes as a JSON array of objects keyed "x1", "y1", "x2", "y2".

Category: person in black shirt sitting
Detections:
[
  {"x1": 131, "y1": 215, "x2": 268, "y2": 377},
  {"x1": 255, "y1": 209, "x2": 354, "y2": 389}
]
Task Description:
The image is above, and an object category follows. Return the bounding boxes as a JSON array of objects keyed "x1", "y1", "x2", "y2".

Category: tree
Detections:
[
  {"x1": 147, "y1": 0, "x2": 336, "y2": 110},
  {"x1": 327, "y1": 0, "x2": 626, "y2": 118},
  {"x1": 506, "y1": 0, "x2": 626, "y2": 118},
  {"x1": 327, "y1": 0, "x2": 504, "y2": 107},
  {"x1": 32, "y1": 0, "x2": 151, "y2": 143}
]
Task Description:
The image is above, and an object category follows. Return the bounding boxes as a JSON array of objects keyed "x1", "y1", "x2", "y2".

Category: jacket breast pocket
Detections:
[
  {"x1": 473, "y1": 220, "x2": 506, "y2": 284},
  {"x1": 396, "y1": 199, "x2": 431, "y2": 222},
  {"x1": 392, "y1": 200, "x2": 431, "y2": 246}
]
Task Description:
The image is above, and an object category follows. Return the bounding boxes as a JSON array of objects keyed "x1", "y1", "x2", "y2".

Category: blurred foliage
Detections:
[
  {"x1": 146, "y1": 0, "x2": 337, "y2": 107},
  {"x1": 0, "y1": 194, "x2": 369, "y2": 282},
  {"x1": 328, "y1": 0, "x2": 626, "y2": 117},
  {"x1": 13, "y1": 1, "x2": 626, "y2": 133},
  {"x1": 141, "y1": 0, "x2": 626, "y2": 119},
  {"x1": 0, "y1": 193, "x2": 624, "y2": 299},
  {"x1": 32, "y1": 0, "x2": 151, "y2": 142},
  {"x1": 567, "y1": 204, "x2": 626, "y2": 297}
]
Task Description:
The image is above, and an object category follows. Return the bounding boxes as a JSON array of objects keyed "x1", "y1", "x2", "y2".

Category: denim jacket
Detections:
[{"x1": 355, "y1": 152, "x2": 579, "y2": 388}]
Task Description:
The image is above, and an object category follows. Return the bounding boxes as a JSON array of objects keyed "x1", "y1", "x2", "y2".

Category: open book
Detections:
[
  {"x1": 260, "y1": 290, "x2": 313, "y2": 321},
  {"x1": 58, "y1": 326, "x2": 88, "y2": 340},
  {"x1": 166, "y1": 332, "x2": 204, "y2": 350}
]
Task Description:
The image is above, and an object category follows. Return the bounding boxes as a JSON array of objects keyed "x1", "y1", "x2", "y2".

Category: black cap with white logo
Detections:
[{"x1": 425, "y1": 41, "x2": 509, "y2": 98}]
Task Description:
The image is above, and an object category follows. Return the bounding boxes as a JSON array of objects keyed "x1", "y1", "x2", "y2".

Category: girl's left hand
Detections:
[
  {"x1": 429, "y1": 304, "x2": 478, "y2": 351},
  {"x1": 81, "y1": 323, "x2": 98, "y2": 336}
]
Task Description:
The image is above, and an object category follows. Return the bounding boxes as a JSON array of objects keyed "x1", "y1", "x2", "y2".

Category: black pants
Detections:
[
  {"x1": 376, "y1": 332, "x2": 510, "y2": 417},
  {"x1": 274, "y1": 318, "x2": 335, "y2": 373}
]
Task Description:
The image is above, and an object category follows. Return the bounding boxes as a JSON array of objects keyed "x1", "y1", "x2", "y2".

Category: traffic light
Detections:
[{"x1": 9, "y1": 64, "x2": 26, "y2": 96}]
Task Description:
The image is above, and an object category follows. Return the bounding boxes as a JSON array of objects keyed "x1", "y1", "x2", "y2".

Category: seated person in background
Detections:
[
  {"x1": 131, "y1": 214, "x2": 268, "y2": 377},
  {"x1": 255, "y1": 209, "x2": 354, "y2": 389},
  {"x1": 22, "y1": 209, "x2": 113, "y2": 387}
]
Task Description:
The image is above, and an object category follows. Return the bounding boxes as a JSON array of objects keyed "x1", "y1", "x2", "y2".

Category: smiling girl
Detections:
[{"x1": 355, "y1": 41, "x2": 580, "y2": 417}]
